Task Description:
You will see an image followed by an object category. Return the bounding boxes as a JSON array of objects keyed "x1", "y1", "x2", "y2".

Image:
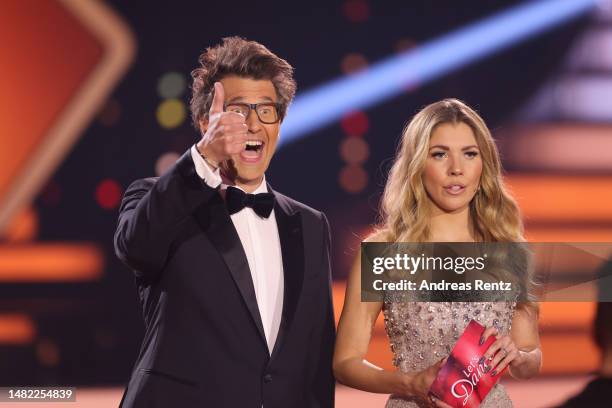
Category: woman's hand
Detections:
[
  {"x1": 397, "y1": 358, "x2": 452, "y2": 408},
  {"x1": 480, "y1": 326, "x2": 526, "y2": 376}
]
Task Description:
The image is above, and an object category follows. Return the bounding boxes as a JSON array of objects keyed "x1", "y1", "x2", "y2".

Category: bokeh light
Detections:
[
  {"x1": 156, "y1": 99, "x2": 186, "y2": 129},
  {"x1": 95, "y1": 179, "x2": 122, "y2": 210},
  {"x1": 341, "y1": 111, "x2": 369, "y2": 137},
  {"x1": 341, "y1": 53, "x2": 369, "y2": 74},
  {"x1": 5, "y1": 206, "x2": 38, "y2": 242},
  {"x1": 155, "y1": 151, "x2": 180, "y2": 176},
  {"x1": 339, "y1": 164, "x2": 368, "y2": 193},
  {"x1": 342, "y1": 0, "x2": 370, "y2": 23},
  {"x1": 157, "y1": 71, "x2": 186, "y2": 99},
  {"x1": 36, "y1": 337, "x2": 60, "y2": 367},
  {"x1": 394, "y1": 38, "x2": 417, "y2": 53},
  {"x1": 340, "y1": 137, "x2": 370, "y2": 165}
]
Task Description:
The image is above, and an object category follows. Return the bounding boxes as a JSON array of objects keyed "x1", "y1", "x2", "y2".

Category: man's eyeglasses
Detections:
[{"x1": 223, "y1": 102, "x2": 281, "y2": 124}]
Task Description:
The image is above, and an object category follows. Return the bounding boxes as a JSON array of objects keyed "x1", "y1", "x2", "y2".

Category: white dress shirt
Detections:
[{"x1": 190, "y1": 146, "x2": 284, "y2": 354}]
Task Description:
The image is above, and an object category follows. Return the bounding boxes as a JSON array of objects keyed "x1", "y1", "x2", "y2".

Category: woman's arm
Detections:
[
  {"x1": 333, "y1": 254, "x2": 404, "y2": 394},
  {"x1": 333, "y1": 250, "x2": 448, "y2": 405},
  {"x1": 481, "y1": 305, "x2": 542, "y2": 380},
  {"x1": 508, "y1": 307, "x2": 542, "y2": 379}
]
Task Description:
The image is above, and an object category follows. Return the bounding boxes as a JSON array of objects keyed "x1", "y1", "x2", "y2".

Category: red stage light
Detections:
[
  {"x1": 342, "y1": 0, "x2": 370, "y2": 23},
  {"x1": 341, "y1": 111, "x2": 370, "y2": 137},
  {"x1": 95, "y1": 179, "x2": 122, "y2": 210}
]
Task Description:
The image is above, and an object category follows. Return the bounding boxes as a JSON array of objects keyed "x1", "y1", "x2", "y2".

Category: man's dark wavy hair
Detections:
[{"x1": 190, "y1": 36, "x2": 296, "y2": 130}]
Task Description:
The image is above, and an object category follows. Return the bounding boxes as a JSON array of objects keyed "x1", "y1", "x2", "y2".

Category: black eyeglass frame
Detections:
[{"x1": 223, "y1": 102, "x2": 282, "y2": 124}]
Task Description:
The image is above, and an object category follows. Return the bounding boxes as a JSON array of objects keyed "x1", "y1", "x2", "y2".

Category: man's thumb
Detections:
[{"x1": 209, "y1": 82, "x2": 225, "y2": 115}]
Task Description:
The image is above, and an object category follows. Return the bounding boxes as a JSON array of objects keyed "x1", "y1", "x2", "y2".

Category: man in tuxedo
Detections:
[{"x1": 114, "y1": 37, "x2": 335, "y2": 407}]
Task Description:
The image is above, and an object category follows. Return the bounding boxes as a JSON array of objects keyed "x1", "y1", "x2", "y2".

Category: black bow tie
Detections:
[{"x1": 225, "y1": 186, "x2": 275, "y2": 218}]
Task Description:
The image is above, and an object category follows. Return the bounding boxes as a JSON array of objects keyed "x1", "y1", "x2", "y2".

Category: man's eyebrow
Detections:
[
  {"x1": 226, "y1": 96, "x2": 275, "y2": 103},
  {"x1": 429, "y1": 144, "x2": 479, "y2": 150}
]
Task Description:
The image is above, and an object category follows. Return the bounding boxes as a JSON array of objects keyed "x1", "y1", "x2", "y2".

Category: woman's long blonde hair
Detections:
[
  {"x1": 377, "y1": 98, "x2": 523, "y2": 243},
  {"x1": 376, "y1": 99, "x2": 537, "y2": 313}
]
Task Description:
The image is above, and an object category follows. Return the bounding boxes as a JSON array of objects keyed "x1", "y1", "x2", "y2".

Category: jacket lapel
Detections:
[
  {"x1": 269, "y1": 186, "x2": 304, "y2": 361},
  {"x1": 193, "y1": 193, "x2": 267, "y2": 348}
]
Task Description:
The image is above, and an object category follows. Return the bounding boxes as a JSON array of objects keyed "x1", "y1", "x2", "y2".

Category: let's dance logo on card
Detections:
[{"x1": 430, "y1": 320, "x2": 503, "y2": 408}]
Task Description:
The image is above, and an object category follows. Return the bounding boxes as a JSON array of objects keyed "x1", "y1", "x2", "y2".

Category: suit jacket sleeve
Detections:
[
  {"x1": 114, "y1": 150, "x2": 217, "y2": 280},
  {"x1": 309, "y1": 212, "x2": 336, "y2": 407}
]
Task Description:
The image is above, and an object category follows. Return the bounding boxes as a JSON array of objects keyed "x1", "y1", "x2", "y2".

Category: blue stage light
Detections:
[{"x1": 280, "y1": 0, "x2": 597, "y2": 146}]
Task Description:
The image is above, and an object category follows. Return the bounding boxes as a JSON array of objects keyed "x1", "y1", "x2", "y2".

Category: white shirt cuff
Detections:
[{"x1": 190, "y1": 145, "x2": 222, "y2": 188}]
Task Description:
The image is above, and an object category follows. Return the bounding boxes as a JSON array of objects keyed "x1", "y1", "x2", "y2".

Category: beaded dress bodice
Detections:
[{"x1": 382, "y1": 301, "x2": 516, "y2": 407}]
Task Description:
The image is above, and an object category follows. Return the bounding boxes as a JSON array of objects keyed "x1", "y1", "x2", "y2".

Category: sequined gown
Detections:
[{"x1": 383, "y1": 301, "x2": 516, "y2": 407}]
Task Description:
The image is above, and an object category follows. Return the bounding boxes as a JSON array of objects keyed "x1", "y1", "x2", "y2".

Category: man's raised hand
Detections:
[{"x1": 197, "y1": 82, "x2": 248, "y2": 167}]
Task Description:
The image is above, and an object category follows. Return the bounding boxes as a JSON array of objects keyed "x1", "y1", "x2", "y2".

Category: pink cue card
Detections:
[{"x1": 429, "y1": 320, "x2": 504, "y2": 408}]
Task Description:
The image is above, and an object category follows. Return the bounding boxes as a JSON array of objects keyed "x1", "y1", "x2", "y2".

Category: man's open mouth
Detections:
[
  {"x1": 245, "y1": 140, "x2": 264, "y2": 152},
  {"x1": 240, "y1": 140, "x2": 266, "y2": 164}
]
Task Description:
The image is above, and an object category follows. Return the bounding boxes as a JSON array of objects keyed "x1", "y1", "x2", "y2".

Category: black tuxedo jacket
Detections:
[{"x1": 114, "y1": 151, "x2": 335, "y2": 407}]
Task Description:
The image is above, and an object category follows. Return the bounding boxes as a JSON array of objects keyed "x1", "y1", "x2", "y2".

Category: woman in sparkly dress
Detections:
[{"x1": 333, "y1": 99, "x2": 542, "y2": 407}]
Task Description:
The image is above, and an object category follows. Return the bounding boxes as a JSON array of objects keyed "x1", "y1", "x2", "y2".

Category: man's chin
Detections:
[
  {"x1": 233, "y1": 169, "x2": 266, "y2": 186},
  {"x1": 221, "y1": 159, "x2": 264, "y2": 184}
]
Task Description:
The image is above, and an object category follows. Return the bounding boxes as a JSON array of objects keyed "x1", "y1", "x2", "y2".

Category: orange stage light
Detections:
[
  {"x1": 0, "y1": 0, "x2": 134, "y2": 235},
  {"x1": 506, "y1": 175, "x2": 612, "y2": 222},
  {"x1": 0, "y1": 314, "x2": 36, "y2": 344},
  {"x1": 0, "y1": 244, "x2": 104, "y2": 282}
]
